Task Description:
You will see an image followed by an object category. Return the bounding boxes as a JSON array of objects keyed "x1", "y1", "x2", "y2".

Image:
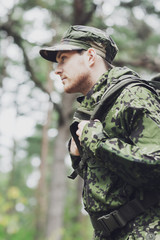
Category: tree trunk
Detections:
[
  {"x1": 35, "y1": 103, "x2": 53, "y2": 240},
  {"x1": 35, "y1": 64, "x2": 53, "y2": 240},
  {"x1": 45, "y1": 93, "x2": 76, "y2": 240}
]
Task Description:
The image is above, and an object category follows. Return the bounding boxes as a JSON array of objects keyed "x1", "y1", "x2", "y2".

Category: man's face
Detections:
[{"x1": 55, "y1": 50, "x2": 91, "y2": 95}]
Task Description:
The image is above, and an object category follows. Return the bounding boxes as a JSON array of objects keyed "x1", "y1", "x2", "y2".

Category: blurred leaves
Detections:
[{"x1": 0, "y1": 0, "x2": 160, "y2": 239}]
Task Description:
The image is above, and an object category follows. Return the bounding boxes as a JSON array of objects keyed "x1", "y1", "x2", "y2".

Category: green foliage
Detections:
[
  {"x1": 0, "y1": 0, "x2": 160, "y2": 240},
  {"x1": 0, "y1": 186, "x2": 35, "y2": 240},
  {"x1": 34, "y1": 58, "x2": 50, "y2": 84},
  {"x1": 63, "y1": 179, "x2": 93, "y2": 240}
]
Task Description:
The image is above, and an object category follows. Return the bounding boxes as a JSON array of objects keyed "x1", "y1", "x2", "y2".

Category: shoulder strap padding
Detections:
[{"x1": 91, "y1": 75, "x2": 158, "y2": 120}]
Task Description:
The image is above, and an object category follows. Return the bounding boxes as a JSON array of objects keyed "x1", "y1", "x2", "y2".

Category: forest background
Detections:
[{"x1": 0, "y1": 0, "x2": 160, "y2": 240}]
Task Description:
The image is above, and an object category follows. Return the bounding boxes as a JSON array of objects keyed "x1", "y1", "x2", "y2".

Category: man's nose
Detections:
[{"x1": 55, "y1": 64, "x2": 63, "y2": 75}]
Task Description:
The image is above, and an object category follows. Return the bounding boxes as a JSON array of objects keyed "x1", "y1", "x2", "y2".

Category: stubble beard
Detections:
[{"x1": 65, "y1": 72, "x2": 92, "y2": 95}]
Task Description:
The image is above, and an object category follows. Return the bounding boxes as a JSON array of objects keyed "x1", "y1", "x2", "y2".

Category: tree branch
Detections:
[
  {"x1": 1, "y1": 24, "x2": 52, "y2": 97},
  {"x1": 73, "y1": 0, "x2": 96, "y2": 25}
]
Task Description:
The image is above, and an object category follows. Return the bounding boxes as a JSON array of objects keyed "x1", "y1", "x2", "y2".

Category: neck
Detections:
[{"x1": 88, "y1": 60, "x2": 110, "y2": 91}]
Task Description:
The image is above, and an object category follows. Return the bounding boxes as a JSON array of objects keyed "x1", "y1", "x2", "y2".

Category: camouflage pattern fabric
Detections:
[
  {"x1": 40, "y1": 25, "x2": 118, "y2": 63},
  {"x1": 69, "y1": 66, "x2": 160, "y2": 240}
]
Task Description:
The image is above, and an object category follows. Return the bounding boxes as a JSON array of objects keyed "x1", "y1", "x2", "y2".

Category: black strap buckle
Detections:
[{"x1": 98, "y1": 210, "x2": 127, "y2": 236}]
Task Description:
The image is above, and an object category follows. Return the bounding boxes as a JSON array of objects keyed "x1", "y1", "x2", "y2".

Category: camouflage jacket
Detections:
[{"x1": 69, "y1": 66, "x2": 160, "y2": 215}]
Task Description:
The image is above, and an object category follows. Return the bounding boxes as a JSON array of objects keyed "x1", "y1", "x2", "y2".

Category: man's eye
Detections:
[{"x1": 61, "y1": 56, "x2": 66, "y2": 62}]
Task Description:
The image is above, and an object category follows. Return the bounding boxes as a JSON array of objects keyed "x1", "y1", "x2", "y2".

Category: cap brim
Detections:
[{"x1": 39, "y1": 43, "x2": 84, "y2": 62}]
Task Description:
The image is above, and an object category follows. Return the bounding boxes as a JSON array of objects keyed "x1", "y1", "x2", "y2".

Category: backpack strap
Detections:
[
  {"x1": 68, "y1": 74, "x2": 159, "y2": 179},
  {"x1": 91, "y1": 75, "x2": 158, "y2": 120},
  {"x1": 90, "y1": 191, "x2": 160, "y2": 237}
]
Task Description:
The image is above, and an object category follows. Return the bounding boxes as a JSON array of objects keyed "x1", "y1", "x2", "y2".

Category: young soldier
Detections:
[{"x1": 40, "y1": 25, "x2": 160, "y2": 240}]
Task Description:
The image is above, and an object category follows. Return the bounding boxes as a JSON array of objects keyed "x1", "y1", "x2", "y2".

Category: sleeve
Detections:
[
  {"x1": 80, "y1": 85, "x2": 160, "y2": 189},
  {"x1": 68, "y1": 138, "x2": 83, "y2": 178}
]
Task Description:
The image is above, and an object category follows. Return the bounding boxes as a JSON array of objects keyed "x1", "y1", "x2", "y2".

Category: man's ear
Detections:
[{"x1": 87, "y1": 48, "x2": 96, "y2": 67}]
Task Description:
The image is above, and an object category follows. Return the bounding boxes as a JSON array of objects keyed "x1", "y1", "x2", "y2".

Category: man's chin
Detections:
[{"x1": 64, "y1": 86, "x2": 76, "y2": 94}]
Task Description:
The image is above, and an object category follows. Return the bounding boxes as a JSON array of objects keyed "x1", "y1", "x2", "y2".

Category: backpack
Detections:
[
  {"x1": 69, "y1": 74, "x2": 160, "y2": 231},
  {"x1": 91, "y1": 73, "x2": 160, "y2": 120},
  {"x1": 69, "y1": 73, "x2": 160, "y2": 177},
  {"x1": 151, "y1": 74, "x2": 160, "y2": 95}
]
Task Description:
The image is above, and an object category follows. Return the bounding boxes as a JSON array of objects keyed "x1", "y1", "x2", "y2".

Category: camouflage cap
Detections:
[{"x1": 39, "y1": 25, "x2": 118, "y2": 63}]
